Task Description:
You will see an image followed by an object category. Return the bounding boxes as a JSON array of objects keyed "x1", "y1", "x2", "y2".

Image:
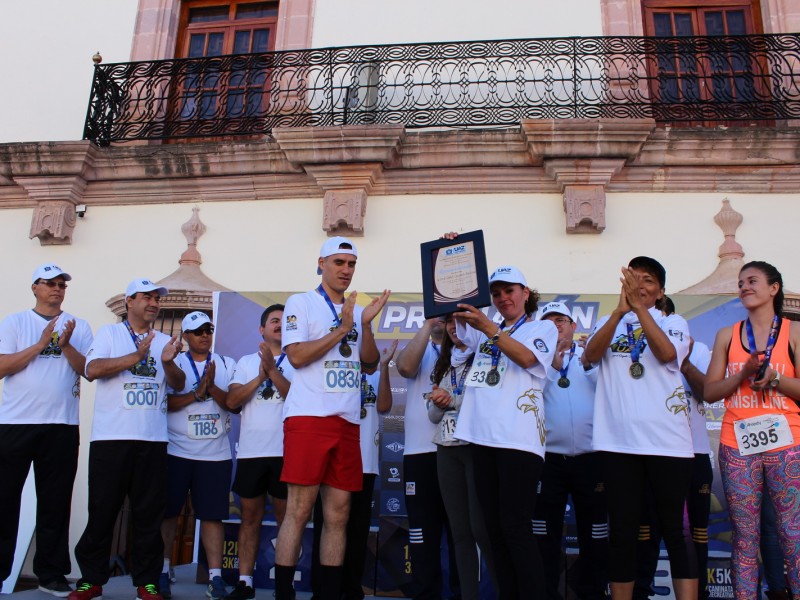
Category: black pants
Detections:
[
  {"x1": 311, "y1": 473, "x2": 377, "y2": 600},
  {"x1": 0, "y1": 424, "x2": 79, "y2": 585},
  {"x1": 74, "y1": 440, "x2": 168, "y2": 587},
  {"x1": 633, "y1": 453, "x2": 712, "y2": 600},
  {"x1": 472, "y1": 445, "x2": 544, "y2": 600},
  {"x1": 403, "y1": 452, "x2": 460, "y2": 600},
  {"x1": 533, "y1": 452, "x2": 608, "y2": 600},
  {"x1": 601, "y1": 452, "x2": 696, "y2": 583}
]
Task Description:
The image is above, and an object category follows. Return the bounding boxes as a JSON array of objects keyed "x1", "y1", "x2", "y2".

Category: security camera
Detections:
[{"x1": 75, "y1": 204, "x2": 87, "y2": 218}]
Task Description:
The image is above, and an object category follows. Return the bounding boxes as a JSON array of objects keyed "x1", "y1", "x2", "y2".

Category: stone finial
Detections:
[
  {"x1": 92, "y1": 51, "x2": 102, "y2": 65},
  {"x1": 180, "y1": 206, "x2": 206, "y2": 265},
  {"x1": 714, "y1": 198, "x2": 744, "y2": 262}
]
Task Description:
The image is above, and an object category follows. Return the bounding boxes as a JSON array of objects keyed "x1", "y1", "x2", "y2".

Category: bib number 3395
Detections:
[
  {"x1": 323, "y1": 360, "x2": 360, "y2": 393},
  {"x1": 735, "y1": 414, "x2": 793, "y2": 456}
]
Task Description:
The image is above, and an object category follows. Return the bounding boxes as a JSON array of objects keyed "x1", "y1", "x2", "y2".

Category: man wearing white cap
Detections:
[
  {"x1": 224, "y1": 304, "x2": 294, "y2": 600},
  {"x1": 273, "y1": 237, "x2": 389, "y2": 600},
  {"x1": 70, "y1": 279, "x2": 184, "y2": 600},
  {"x1": 0, "y1": 264, "x2": 93, "y2": 597},
  {"x1": 532, "y1": 301, "x2": 608, "y2": 600},
  {"x1": 159, "y1": 311, "x2": 236, "y2": 600}
]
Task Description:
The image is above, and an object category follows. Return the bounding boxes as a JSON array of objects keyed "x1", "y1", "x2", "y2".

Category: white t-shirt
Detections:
[
  {"x1": 231, "y1": 351, "x2": 296, "y2": 459},
  {"x1": 86, "y1": 323, "x2": 173, "y2": 443},
  {"x1": 686, "y1": 341, "x2": 712, "y2": 455},
  {"x1": 453, "y1": 318, "x2": 557, "y2": 457},
  {"x1": 166, "y1": 352, "x2": 236, "y2": 461},
  {"x1": 403, "y1": 341, "x2": 440, "y2": 456},
  {"x1": 0, "y1": 310, "x2": 93, "y2": 425},
  {"x1": 589, "y1": 308, "x2": 693, "y2": 458},
  {"x1": 360, "y1": 371, "x2": 381, "y2": 475},
  {"x1": 543, "y1": 344, "x2": 598, "y2": 456},
  {"x1": 281, "y1": 290, "x2": 366, "y2": 424}
]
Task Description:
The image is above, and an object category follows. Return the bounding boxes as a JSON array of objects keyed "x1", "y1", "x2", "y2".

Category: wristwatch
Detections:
[
  {"x1": 770, "y1": 371, "x2": 782, "y2": 389},
  {"x1": 489, "y1": 327, "x2": 503, "y2": 343}
]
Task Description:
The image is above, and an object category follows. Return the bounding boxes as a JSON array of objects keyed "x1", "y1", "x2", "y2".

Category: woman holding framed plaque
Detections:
[
  {"x1": 704, "y1": 261, "x2": 800, "y2": 599},
  {"x1": 583, "y1": 256, "x2": 696, "y2": 600},
  {"x1": 452, "y1": 264, "x2": 557, "y2": 600}
]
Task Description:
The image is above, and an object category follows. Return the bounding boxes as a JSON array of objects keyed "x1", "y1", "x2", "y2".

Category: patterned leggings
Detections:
[{"x1": 719, "y1": 444, "x2": 800, "y2": 599}]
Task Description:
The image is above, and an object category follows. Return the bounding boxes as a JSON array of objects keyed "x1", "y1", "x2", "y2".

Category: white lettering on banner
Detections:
[{"x1": 572, "y1": 305, "x2": 595, "y2": 330}]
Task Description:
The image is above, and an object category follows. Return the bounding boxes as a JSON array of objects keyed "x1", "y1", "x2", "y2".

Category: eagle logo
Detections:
[
  {"x1": 516, "y1": 388, "x2": 546, "y2": 445},
  {"x1": 665, "y1": 386, "x2": 690, "y2": 417}
]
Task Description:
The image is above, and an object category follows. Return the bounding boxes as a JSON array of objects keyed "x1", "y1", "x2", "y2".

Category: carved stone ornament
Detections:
[
  {"x1": 322, "y1": 189, "x2": 368, "y2": 236},
  {"x1": 29, "y1": 201, "x2": 77, "y2": 245},
  {"x1": 563, "y1": 185, "x2": 606, "y2": 234}
]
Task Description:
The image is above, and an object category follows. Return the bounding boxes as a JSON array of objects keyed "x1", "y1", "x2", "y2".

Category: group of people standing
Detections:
[{"x1": 0, "y1": 238, "x2": 799, "y2": 600}]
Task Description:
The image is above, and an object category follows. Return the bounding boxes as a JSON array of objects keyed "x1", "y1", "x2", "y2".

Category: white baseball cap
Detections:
[
  {"x1": 539, "y1": 301, "x2": 571, "y2": 320},
  {"x1": 182, "y1": 311, "x2": 213, "y2": 332},
  {"x1": 32, "y1": 263, "x2": 72, "y2": 283},
  {"x1": 488, "y1": 265, "x2": 527, "y2": 287},
  {"x1": 125, "y1": 278, "x2": 168, "y2": 298},
  {"x1": 317, "y1": 236, "x2": 358, "y2": 274}
]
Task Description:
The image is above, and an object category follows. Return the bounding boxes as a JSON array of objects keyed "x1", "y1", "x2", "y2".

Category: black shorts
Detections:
[
  {"x1": 166, "y1": 455, "x2": 232, "y2": 521},
  {"x1": 232, "y1": 456, "x2": 288, "y2": 500}
]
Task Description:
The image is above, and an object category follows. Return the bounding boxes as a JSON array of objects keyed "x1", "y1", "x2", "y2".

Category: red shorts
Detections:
[{"x1": 281, "y1": 416, "x2": 363, "y2": 491}]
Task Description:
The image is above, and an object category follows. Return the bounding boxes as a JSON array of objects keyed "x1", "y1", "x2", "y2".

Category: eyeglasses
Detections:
[
  {"x1": 37, "y1": 280, "x2": 68, "y2": 289},
  {"x1": 187, "y1": 327, "x2": 214, "y2": 336},
  {"x1": 551, "y1": 317, "x2": 573, "y2": 325}
]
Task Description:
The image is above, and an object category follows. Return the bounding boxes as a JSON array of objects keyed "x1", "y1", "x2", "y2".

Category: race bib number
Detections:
[
  {"x1": 439, "y1": 412, "x2": 458, "y2": 443},
  {"x1": 735, "y1": 414, "x2": 793, "y2": 455},
  {"x1": 323, "y1": 360, "x2": 361, "y2": 393},
  {"x1": 466, "y1": 356, "x2": 508, "y2": 388},
  {"x1": 122, "y1": 382, "x2": 160, "y2": 410},
  {"x1": 188, "y1": 414, "x2": 222, "y2": 440}
]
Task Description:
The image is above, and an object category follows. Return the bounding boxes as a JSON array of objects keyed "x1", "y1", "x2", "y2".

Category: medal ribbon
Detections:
[
  {"x1": 626, "y1": 323, "x2": 647, "y2": 369},
  {"x1": 186, "y1": 351, "x2": 211, "y2": 388},
  {"x1": 558, "y1": 343, "x2": 576, "y2": 380},
  {"x1": 745, "y1": 315, "x2": 780, "y2": 380},
  {"x1": 450, "y1": 354, "x2": 475, "y2": 397},
  {"x1": 489, "y1": 314, "x2": 529, "y2": 371},
  {"x1": 317, "y1": 284, "x2": 343, "y2": 327},
  {"x1": 264, "y1": 353, "x2": 286, "y2": 390},
  {"x1": 124, "y1": 320, "x2": 150, "y2": 369}
]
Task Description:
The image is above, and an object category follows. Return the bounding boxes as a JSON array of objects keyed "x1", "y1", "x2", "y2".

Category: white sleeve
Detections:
[
  {"x1": 72, "y1": 320, "x2": 94, "y2": 354},
  {"x1": 522, "y1": 321, "x2": 558, "y2": 379},
  {"x1": 662, "y1": 314, "x2": 691, "y2": 373},
  {"x1": 0, "y1": 315, "x2": 19, "y2": 354},
  {"x1": 282, "y1": 294, "x2": 310, "y2": 350},
  {"x1": 85, "y1": 325, "x2": 114, "y2": 374},
  {"x1": 231, "y1": 356, "x2": 255, "y2": 386}
]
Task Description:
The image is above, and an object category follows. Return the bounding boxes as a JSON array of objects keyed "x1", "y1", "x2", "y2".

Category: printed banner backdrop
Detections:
[{"x1": 208, "y1": 291, "x2": 746, "y2": 598}]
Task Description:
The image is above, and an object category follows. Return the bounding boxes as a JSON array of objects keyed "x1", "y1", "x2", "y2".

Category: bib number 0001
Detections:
[{"x1": 123, "y1": 383, "x2": 160, "y2": 409}]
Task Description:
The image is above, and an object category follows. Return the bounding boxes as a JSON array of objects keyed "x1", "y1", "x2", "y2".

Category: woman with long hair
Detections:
[
  {"x1": 704, "y1": 261, "x2": 800, "y2": 599},
  {"x1": 452, "y1": 262, "x2": 557, "y2": 600},
  {"x1": 427, "y1": 314, "x2": 493, "y2": 600}
]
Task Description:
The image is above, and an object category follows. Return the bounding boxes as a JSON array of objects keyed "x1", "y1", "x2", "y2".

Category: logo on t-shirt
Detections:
[
  {"x1": 285, "y1": 315, "x2": 298, "y2": 331},
  {"x1": 40, "y1": 331, "x2": 63, "y2": 358},
  {"x1": 610, "y1": 327, "x2": 648, "y2": 354},
  {"x1": 517, "y1": 388, "x2": 546, "y2": 446},
  {"x1": 129, "y1": 356, "x2": 158, "y2": 378},
  {"x1": 665, "y1": 386, "x2": 690, "y2": 417}
]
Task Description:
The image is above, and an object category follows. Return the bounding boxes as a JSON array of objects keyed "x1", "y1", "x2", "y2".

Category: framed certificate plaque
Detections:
[{"x1": 420, "y1": 230, "x2": 490, "y2": 319}]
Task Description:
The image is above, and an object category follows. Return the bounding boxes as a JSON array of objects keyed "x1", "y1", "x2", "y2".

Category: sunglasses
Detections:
[
  {"x1": 37, "y1": 280, "x2": 68, "y2": 289},
  {"x1": 187, "y1": 327, "x2": 214, "y2": 336}
]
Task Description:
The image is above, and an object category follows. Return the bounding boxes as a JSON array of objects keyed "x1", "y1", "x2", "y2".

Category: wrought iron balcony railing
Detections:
[{"x1": 83, "y1": 34, "x2": 800, "y2": 145}]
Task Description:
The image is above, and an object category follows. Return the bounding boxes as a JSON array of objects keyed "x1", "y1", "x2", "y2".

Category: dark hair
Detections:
[
  {"x1": 431, "y1": 318, "x2": 457, "y2": 385},
  {"x1": 656, "y1": 295, "x2": 675, "y2": 316},
  {"x1": 740, "y1": 261, "x2": 784, "y2": 316},
  {"x1": 628, "y1": 256, "x2": 666, "y2": 289},
  {"x1": 524, "y1": 287, "x2": 540, "y2": 317},
  {"x1": 261, "y1": 304, "x2": 285, "y2": 327}
]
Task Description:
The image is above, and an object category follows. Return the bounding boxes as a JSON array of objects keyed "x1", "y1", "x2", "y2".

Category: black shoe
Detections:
[
  {"x1": 39, "y1": 579, "x2": 73, "y2": 598},
  {"x1": 224, "y1": 581, "x2": 255, "y2": 600}
]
